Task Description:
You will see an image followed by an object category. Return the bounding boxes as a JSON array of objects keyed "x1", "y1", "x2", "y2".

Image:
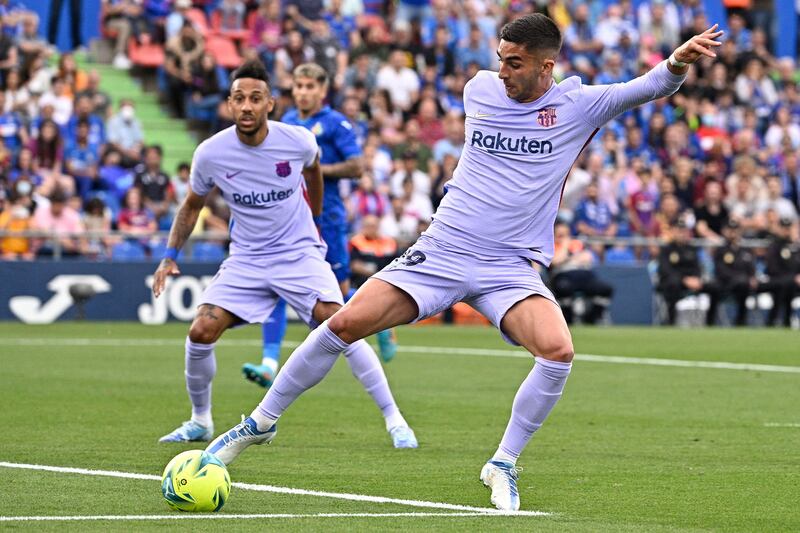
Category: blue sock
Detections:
[{"x1": 261, "y1": 299, "x2": 287, "y2": 368}]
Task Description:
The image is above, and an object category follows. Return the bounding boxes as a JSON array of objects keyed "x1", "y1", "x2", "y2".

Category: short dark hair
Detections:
[
  {"x1": 499, "y1": 14, "x2": 562, "y2": 55},
  {"x1": 177, "y1": 162, "x2": 190, "y2": 172},
  {"x1": 231, "y1": 59, "x2": 271, "y2": 88}
]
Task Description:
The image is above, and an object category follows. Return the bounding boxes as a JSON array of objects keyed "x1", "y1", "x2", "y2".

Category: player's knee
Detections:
[
  {"x1": 537, "y1": 339, "x2": 574, "y2": 363},
  {"x1": 188, "y1": 320, "x2": 221, "y2": 345},
  {"x1": 327, "y1": 308, "x2": 363, "y2": 343}
]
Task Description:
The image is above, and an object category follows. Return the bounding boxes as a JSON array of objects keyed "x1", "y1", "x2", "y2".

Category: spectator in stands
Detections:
[
  {"x1": 164, "y1": 20, "x2": 205, "y2": 116},
  {"x1": 424, "y1": 25, "x2": 456, "y2": 80},
  {"x1": 31, "y1": 187, "x2": 85, "y2": 257},
  {"x1": 67, "y1": 95, "x2": 105, "y2": 147},
  {"x1": 764, "y1": 106, "x2": 800, "y2": 151},
  {"x1": 3, "y1": 69, "x2": 32, "y2": 120},
  {"x1": 376, "y1": 49, "x2": 420, "y2": 113},
  {"x1": 187, "y1": 52, "x2": 227, "y2": 128},
  {"x1": 23, "y1": 51, "x2": 53, "y2": 96},
  {"x1": 349, "y1": 213, "x2": 399, "y2": 288},
  {"x1": 341, "y1": 95, "x2": 368, "y2": 148},
  {"x1": 0, "y1": 90, "x2": 27, "y2": 156},
  {"x1": 106, "y1": 99, "x2": 144, "y2": 168},
  {"x1": 657, "y1": 217, "x2": 719, "y2": 326},
  {"x1": 761, "y1": 218, "x2": 800, "y2": 327},
  {"x1": 415, "y1": 96, "x2": 444, "y2": 148},
  {"x1": 102, "y1": 0, "x2": 144, "y2": 70},
  {"x1": 29, "y1": 119, "x2": 70, "y2": 196},
  {"x1": 432, "y1": 110, "x2": 464, "y2": 164},
  {"x1": 82, "y1": 196, "x2": 112, "y2": 258},
  {"x1": 391, "y1": 148, "x2": 431, "y2": 199},
  {"x1": 134, "y1": 145, "x2": 173, "y2": 228},
  {"x1": 456, "y1": 25, "x2": 491, "y2": 71},
  {"x1": 563, "y1": 2, "x2": 602, "y2": 67},
  {"x1": 637, "y1": 0, "x2": 680, "y2": 55},
  {"x1": 170, "y1": 161, "x2": 191, "y2": 207},
  {"x1": 165, "y1": 0, "x2": 192, "y2": 41},
  {"x1": 16, "y1": 13, "x2": 45, "y2": 68},
  {"x1": 779, "y1": 152, "x2": 800, "y2": 213},
  {"x1": 574, "y1": 179, "x2": 618, "y2": 257},
  {"x1": 431, "y1": 151, "x2": 457, "y2": 209},
  {"x1": 713, "y1": 220, "x2": 757, "y2": 326},
  {"x1": 549, "y1": 221, "x2": 613, "y2": 325},
  {"x1": 596, "y1": 4, "x2": 638, "y2": 49},
  {"x1": 627, "y1": 167, "x2": 659, "y2": 237},
  {"x1": 671, "y1": 156, "x2": 695, "y2": 209},
  {"x1": 393, "y1": 119, "x2": 435, "y2": 175},
  {"x1": 0, "y1": 188, "x2": 34, "y2": 260},
  {"x1": 76, "y1": 70, "x2": 112, "y2": 117},
  {"x1": 694, "y1": 180, "x2": 728, "y2": 242},
  {"x1": 249, "y1": 0, "x2": 281, "y2": 50},
  {"x1": 65, "y1": 119, "x2": 101, "y2": 201},
  {"x1": 56, "y1": 52, "x2": 88, "y2": 100},
  {"x1": 349, "y1": 172, "x2": 388, "y2": 229},
  {"x1": 9, "y1": 147, "x2": 42, "y2": 189},
  {"x1": 307, "y1": 19, "x2": 347, "y2": 90},
  {"x1": 758, "y1": 175, "x2": 799, "y2": 223},
  {"x1": 398, "y1": 172, "x2": 433, "y2": 224},
  {"x1": 39, "y1": 77, "x2": 73, "y2": 126},
  {"x1": 97, "y1": 148, "x2": 133, "y2": 215},
  {"x1": 380, "y1": 194, "x2": 419, "y2": 251},
  {"x1": 735, "y1": 58, "x2": 778, "y2": 132},
  {"x1": 274, "y1": 30, "x2": 314, "y2": 91},
  {"x1": 118, "y1": 185, "x2": 156, "y2": 239}
]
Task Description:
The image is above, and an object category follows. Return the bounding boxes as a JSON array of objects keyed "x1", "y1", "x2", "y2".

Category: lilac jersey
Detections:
[
  {"x1": 190, "y1": 122, "x2": 323, "y2": 257},
  {"x1": 426, "y1": 61, "x2": 686, "y2": 266}
]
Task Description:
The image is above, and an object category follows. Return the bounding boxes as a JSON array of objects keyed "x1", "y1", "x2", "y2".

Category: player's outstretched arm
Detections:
[
  {"x1": 580, "y1": 24, "x2": 723, "y2": 128},
  {"x1": 152, "y1": 189, "x2": 206, "y2": 298},
  {"x1": 666, "y1": 24, "x2": 724, "y2": 75},
  {"x1": 303, "y1": 153, "x2": 324, "y2": 218}
]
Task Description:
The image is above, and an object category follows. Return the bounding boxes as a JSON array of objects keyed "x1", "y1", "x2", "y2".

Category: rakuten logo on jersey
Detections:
[
  {"x1": 470, "y1": 130, "x2": 554, "y2": 156},
  {"x1": 231, "y1": 188, "x2": 294, "y2": 206}
]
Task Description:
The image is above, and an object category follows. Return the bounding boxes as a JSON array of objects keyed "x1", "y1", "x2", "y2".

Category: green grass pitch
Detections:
[{"x1": 1, "y1": 322, "x2": 798, "y2": 531}]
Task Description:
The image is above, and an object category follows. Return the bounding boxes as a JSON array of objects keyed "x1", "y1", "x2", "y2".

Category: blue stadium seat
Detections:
[
  {"x1": 604, "y1": 247, "x2": 637, "y2": 265},
  {"x1": 111, "y1": 241, "x2": 147, "y2": 261},
  {"x1": 192, "y1": 242, "x2": 226, "y2": 262}
]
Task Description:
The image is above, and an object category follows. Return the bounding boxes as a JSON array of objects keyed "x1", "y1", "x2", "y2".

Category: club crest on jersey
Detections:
[
  {"x1": 311, "y1": 122, "x2": 324, "y2": 136},
  {"x1": 276, "y1": 161, "x2": 291, "y2": 177},
  {"x1": 537, "y1": 107, "x2": 557, "y2": 128}
]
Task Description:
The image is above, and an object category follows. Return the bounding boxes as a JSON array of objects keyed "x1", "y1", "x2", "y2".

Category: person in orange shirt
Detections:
[
  {"x1": 349, "y1": 214, "x2": 399, "y2": 289},
  {"x1": 0, "y1": 190, "x2": 34, "y2": 259}
]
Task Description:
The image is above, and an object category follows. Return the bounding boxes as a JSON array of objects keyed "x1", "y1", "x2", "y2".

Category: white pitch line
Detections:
[
  {"x1": 0, "y1": 512, "x2": 532, "y2": 522},
  {"x1": 0, "y1": 462, "x2": 548, "y2": 517},
  {"x1": 2, "y1": 337, "x2": 799, "y2": 374},
  {"x1": 763, "y1": 423, "x2": 800, "y2": 428}
]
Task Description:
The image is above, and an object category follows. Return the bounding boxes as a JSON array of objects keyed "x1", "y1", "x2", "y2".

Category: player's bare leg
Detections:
[
  {"x1": 207, "y1": 280, "x2": 418, "y2": 464},
  {"x1": 480, "y1": 295, "x2": 574, "y2": 511},
  {"x1": 160, "y1": 304, "x2": 239, "y2": 443}
]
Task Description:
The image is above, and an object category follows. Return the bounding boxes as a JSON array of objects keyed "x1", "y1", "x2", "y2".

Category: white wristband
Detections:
[{"x1": 668, "y1": 53, "x2": 687, "y2": 68}]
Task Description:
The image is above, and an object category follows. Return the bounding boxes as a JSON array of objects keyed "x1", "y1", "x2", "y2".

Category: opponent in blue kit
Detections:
[
  {"x1": 154, "y1": 60, "x2": 416, "y2": 449},
  {"x1": 207, "y1": 16, "x2": 722, "y2": 511},
  {"x1": 243, "y1": 63, "x2": 397, "y2": 390}
]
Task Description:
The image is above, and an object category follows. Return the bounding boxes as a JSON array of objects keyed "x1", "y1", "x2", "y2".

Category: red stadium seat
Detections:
[
  {"x1": 127, "y1": 38, "x2": 165, "y2": 68},
  {"x1": 205, "y1": 35, "x2": 241, "y2": 69},
  {"x1": 185, "y1": 8, "x2": 211, "y2": 36}
]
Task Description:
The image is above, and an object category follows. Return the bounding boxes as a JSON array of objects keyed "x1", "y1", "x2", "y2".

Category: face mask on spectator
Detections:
[
  {"x1": 121, "y1": 105, "x2": 135, "y2": 121},
  {"x1": 16, "y1": 181, "x2": 32, "y2": 196}
]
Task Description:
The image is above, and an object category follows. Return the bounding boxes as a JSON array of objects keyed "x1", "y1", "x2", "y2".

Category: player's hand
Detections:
[
  {"x1": 673, "y1": 24, "x2": 724, "y2": 64},
  {"x1": 153, "y1": 258, "x2": 180, "y2": 298}
]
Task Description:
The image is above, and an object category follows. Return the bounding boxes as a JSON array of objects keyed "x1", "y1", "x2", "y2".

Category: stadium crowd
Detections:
[{"x1": 0, "y1": 0, "x2": 799, "y2": 323}]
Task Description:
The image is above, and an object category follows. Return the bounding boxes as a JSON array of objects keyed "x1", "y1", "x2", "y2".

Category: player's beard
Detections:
[{"x1": 236, "y1": 113, "x2": 264, "y2": 138}]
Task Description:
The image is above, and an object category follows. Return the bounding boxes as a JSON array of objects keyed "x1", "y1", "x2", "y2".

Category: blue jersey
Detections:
[{"x1": 282, "y1": 106, "x2": 361, "y2": 227}]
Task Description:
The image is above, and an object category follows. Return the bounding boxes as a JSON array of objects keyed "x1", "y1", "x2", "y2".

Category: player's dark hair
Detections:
[
  {"x1": 231, "y1": 59, "x2": 272, "y2": 89},
  {"x1": 500, "y1": 14, "x2": 562, "y2": 55}
]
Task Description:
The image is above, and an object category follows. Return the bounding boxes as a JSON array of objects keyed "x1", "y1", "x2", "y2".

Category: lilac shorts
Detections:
[
  {"x1": 373, "y1": 234, "x2": 558, "y2": 345},
  {"x1": 200, "y1": 249, "x2": 343, "y2": 327}
]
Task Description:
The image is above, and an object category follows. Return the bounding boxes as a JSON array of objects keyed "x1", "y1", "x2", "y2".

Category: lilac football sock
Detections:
[
  {"x1": 252, "y1": 321, "x2": 347, "y2": 430},
  {"x1": 492, "y1": 357, "x2": 572, "y2": 465},
  {"x1": 344, "y1": 340, "x2": 406, "y2": 430},
  {"x1": 185, "y1": 337, "x2": 216, "y2": 427}
]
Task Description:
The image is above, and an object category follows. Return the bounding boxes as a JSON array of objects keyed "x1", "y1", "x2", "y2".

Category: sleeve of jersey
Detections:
[
  {"x1": 189, "y1": 144, "x2": 213, "y2": 196},
  {"x1": 579, "y1": 61, "x2": 686, "y2": 128},
  {"x1": 334, "y1": 119, "x2": 362, "y2": 160},
  {"x1": 301, "y1": 129, "x2": 320, "y2": 168}
]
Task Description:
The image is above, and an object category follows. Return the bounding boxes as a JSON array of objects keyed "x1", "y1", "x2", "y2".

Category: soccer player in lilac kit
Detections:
[
  {"x1": 208, "y1": 15, "x2": 723, "y2": 511},
  {"x1": 155, "y1": 60, "x2": 417, "y2": 449}
]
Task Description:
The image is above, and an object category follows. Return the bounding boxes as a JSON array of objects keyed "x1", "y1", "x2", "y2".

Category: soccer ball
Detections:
[{"x1": 161, "y1": 450, "x2": 231, "y2": 512}]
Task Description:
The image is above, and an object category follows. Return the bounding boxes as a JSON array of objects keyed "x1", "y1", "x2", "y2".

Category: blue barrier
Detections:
[{"x1": 0, "y1": 261, "x2": 655, "y2": 324}]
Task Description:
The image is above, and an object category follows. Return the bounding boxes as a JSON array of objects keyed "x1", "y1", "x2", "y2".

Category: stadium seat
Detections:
[
  {"x1": 191, "y1": 242, "x2": 226, "y2": 262},
  {"x1": 604, "y1": 247, "x2": 637, "y2": 265},
  {"x1": 127, "y1": 38, "x2": 165, "y2": 69},
  {"x1": 186, "y1": 8, "x2": 211, "y2": 36},
  {"x1": 112, "y1": 241, "x2": 147, "y2": 261},
  {"x1": 205, "y1": 35, "x2": 242, "y2": 69}
]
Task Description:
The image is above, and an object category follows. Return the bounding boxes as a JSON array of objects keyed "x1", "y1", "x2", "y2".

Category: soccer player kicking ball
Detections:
[
  {"x1": 242, "y1": 63, "x2": 398, "y2": 392},
  {"x1": 155, "y1": 60, "x2": 417, "y2": 449},
  {"x1": 208, "y1": 15, "x2": 722, "y2": 511}
]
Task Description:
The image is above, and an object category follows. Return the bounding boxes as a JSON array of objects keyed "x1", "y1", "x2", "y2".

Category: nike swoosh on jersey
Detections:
[
  {"x1": 470, "y1": 111, "x2": 495, "y2": 119},
  {"x1": 226, "y1": 170, "x2": 242, "y2": 179}
]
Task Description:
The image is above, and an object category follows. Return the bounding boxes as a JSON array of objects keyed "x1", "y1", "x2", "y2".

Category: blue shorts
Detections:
[
  {"x1": 200, "y1": 250, "x2": 344, "y2": 328},
  {"x1": 321, "y1": 223, "x2": 350, "y2": 283},
  {"x1": 372, "y1": 234, "x2": 558, "y2": 345}
]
